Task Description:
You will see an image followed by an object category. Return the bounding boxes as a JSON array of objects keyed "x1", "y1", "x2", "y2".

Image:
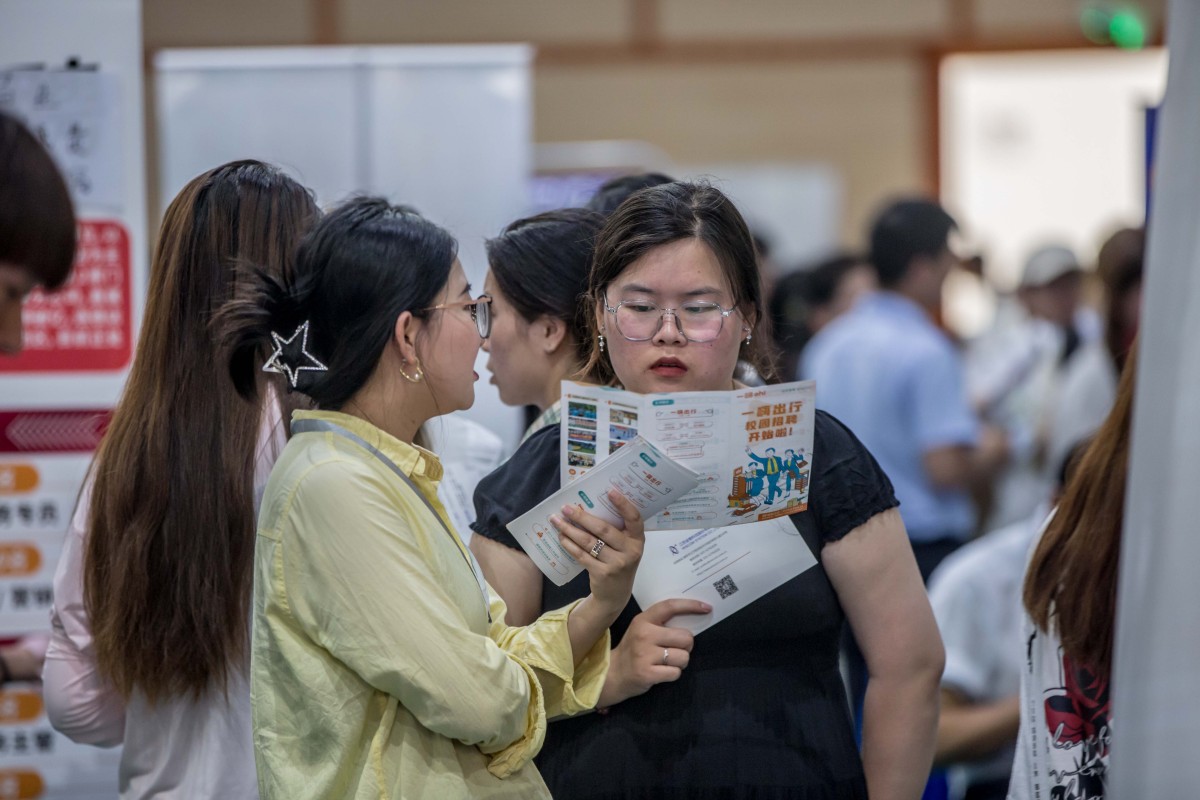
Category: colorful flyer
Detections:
[{"x1": 561, "y1": 380, "x2": 817, "y2": 530}]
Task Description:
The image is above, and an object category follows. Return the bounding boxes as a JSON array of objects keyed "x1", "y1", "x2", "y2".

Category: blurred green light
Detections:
[
  {"x1": 1080, "y1": 7, "x2": 1111, "y2": 44},
  {"x1": 1109, "y1": 10, "x2": 1147, "y2": 49}
]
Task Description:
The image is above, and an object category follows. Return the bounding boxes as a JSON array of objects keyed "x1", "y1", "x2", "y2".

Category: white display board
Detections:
[
  {"x1": 941, "y1": 48, "x2": 1166, "y2": 336},
  {"x1": 681, "y1": 163, "x2": 843, "y2": 269},
  {"x1": 154, "y1": 45, "x2": 532, "y2": 452},
  {"x1": 0, "y1": 1, "x2": 147, "y2": 795}
]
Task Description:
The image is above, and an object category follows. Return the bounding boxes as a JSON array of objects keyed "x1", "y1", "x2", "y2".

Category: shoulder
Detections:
[
  {"x1": 813, "y1": 409, "x2": 879, "y2": 464},
  {"x1": 471, "y1": 425, "x2": 561, "y2": 547},
  {"x1": 802, "y1": 313, "x2": 858, "y2": 366},
  {"x1": 932, "y1": 516, "x2": 1040, "y2": 593},
  {"x1": 809, "y1": 411, "x2": 899, "y2": 542},
  {"x1": 903, "y1": 322, "x2": 961, "y2": 371},
  {"x1": 261, "y1": 436, "x2": 392, "y2": 527},
  {"x1": 488, "y1": 424, "x2": 559, "y2": 481}
]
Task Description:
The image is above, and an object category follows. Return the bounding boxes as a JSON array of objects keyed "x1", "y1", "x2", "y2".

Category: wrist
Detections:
[
  {"x1": 597, "y1": 653, "x2": 631, "y2": 709},
  {"x1": 583, "y1": 593, "x2": 625, "y2": 624}
]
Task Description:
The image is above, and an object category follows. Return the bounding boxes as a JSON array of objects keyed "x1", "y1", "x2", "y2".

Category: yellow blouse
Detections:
[{"x1": 251, "y1": 410, "x2": 609, "y2": 799}]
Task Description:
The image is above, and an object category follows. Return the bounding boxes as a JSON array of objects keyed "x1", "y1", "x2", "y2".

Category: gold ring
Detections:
[{"x1": 590, "y1": 538, "x2": 606, "y2": 558}]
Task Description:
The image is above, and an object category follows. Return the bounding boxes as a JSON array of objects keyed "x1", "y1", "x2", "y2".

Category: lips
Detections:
[{"x1": 650, "y1": 357, "x2": 688, "y2": 377}]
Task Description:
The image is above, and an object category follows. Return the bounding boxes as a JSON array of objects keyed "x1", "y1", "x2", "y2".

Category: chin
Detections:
[{"x1": 445, "y1": 386, "x2": 474, "y2": 413}]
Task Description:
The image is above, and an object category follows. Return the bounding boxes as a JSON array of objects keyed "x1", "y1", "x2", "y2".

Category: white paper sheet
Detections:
[
  {"x1": 509, "y1": 436, "x2": 699, "y2": 586},
  {"x1": 633, "y1": 517, "x2": 818, "y2": 635}
]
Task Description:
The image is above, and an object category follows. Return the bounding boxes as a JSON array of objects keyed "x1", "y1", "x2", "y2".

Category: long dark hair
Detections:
[
  {"x1": 583, "y1": 181, "x2": 774, "y2": 384},
  {"x1": 223, "y1": 197, "x2": 457, "y2": 409},
  {"x1": 1023, "y1": 344, "x2": 1137, "y2": 681},
  {"x1": 0, "y1": 111, "x2": 76, "y2": 287},
  {"x1": 84, "y1": 161, "x2": 318, "y2": 703},
  {"x1": 486, "y1": 208, "x2": 605, "y2": 369}
]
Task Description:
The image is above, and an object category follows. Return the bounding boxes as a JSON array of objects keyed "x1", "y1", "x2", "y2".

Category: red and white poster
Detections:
[
  {"x1": 1, "y1": 221, "x2": 133, "y2": 374},
  {"x1": 1, "y1": 1, "x2": 147, "y2": 795}
]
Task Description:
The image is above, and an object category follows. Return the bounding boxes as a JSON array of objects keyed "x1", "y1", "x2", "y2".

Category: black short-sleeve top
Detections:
[{"x1": 471, "y1": 409, "x2": 899, "y2": 800}]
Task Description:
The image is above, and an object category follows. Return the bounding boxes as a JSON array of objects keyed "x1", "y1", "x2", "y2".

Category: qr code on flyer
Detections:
[{"x1": 713, "y1": 575, "x2": 738, "y2": 600}]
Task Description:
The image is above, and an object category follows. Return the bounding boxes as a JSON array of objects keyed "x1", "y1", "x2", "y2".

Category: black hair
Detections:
[
  {"x1": 585, "y1": 181, "x2": 774, "y2": 384},
  {"x1": 868, "y1": 197, "x2": 957, "y2": 288},
  {"x1": 486, "y1": 208, "x2": 606, "y2": 367},
  {"x1": 767, "y1": 252, "x2": 866, "y2": 382},
  {"x1": 0, "y1": 111, "x2": 76, "y2": 288},
  {"x1": 222, "y1": 196, "x2": 457, "y2": 408},
  {"x1": 586, "y1": 172, "x2": 675, "y2": 216}
]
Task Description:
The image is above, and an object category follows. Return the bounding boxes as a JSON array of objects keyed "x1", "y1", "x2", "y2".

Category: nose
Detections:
[
  {"x1": 480, "y1": 336, "x2": 491, "y2": 353},
  {"x1": 652, "y1": 310, "x2": 687, "y2": 346}
]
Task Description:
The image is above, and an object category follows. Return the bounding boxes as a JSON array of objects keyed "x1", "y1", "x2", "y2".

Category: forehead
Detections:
[{"x1": 613, "y1": 239, "x2": 731, "y2": 296}]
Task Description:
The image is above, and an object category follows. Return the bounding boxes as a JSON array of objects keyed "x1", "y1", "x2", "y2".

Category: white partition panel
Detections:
[
  {"x1": 1111, "y1": 2, "x2": 1200, "y2": 795},
  {"x1": 155, "y1": 45, "x2": 533, "y2": 452}
]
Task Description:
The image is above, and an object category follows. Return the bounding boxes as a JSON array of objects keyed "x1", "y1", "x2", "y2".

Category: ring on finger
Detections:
[
  {"x1": 662, "y1": 648, "x2": 670, "y2": 666},
  {"x1": 590, "y1": 538, "x2": 606, "y2": 558}
]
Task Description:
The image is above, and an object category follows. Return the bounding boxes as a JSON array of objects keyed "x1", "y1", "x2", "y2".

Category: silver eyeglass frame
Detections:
[{"x1": 602, "y1": 294, "x2": 737, "y2": 343}]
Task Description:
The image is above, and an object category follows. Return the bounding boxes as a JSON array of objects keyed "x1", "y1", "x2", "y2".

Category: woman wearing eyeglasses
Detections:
[
  {"x1": 473, "y1": 182, "x2": 943, "y2": 800},
  {"x1": 222, "y1": 197, "x2": 646, "y2": 799}
]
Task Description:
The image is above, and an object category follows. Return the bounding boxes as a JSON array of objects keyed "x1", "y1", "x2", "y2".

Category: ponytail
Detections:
[
  {"x1": 218, "y1": 196, "x2": 457, "y2": 411},
  {"x1": 218, "y1": 266, "x2": 319, "y2": 401}
]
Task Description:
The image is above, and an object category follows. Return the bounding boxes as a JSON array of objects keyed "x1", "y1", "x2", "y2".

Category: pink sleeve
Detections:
[{"x1": 42, "y1": 483, "x2": 126, "y2": 747}]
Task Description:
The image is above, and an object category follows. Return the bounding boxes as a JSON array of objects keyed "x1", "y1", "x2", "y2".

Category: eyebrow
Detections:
[{"x1": 618, "y1": 283, "x2": 724, "y2": 297}]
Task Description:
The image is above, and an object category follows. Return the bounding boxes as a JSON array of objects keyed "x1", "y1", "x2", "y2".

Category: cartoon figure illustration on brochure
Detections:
[
  {"x1": 783, "y1": 448, "x2": 810, "y2": 494},
  {"x1": 726, "y1": 465, "x2": 761, "y2": 516},
  {"x1": 745, "y1": 446, "x2": 786, "y2": 505}
]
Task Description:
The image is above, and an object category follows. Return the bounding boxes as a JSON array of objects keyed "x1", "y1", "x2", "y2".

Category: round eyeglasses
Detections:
[
  {"x1": 603, "y1": 295, "x2": 736, "y2": 343},
  {"x1": 422, "y1": 294, "x2": 492, "y2": 339}
]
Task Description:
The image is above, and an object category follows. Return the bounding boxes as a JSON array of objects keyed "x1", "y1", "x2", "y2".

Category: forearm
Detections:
[
  {"x1": 935, "y1": 695, "x2": 1020, "y2": 765},
  {"x1": 566, "y1": 595, "x2": 621, "y2": 667},
  {"x1": 471, "y1": 536, "x2": 543, "y2": 626},
  {"x1": 861, "y1": 671, "x2": 941, "y2": 800}
]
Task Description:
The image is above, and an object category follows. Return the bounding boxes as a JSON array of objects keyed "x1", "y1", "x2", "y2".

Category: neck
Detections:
[
  {"x1": 341, "y1": 375, "x2": 427, "y2": 445},
  {"x1": 538, "y1": 352, "x2": 580, "y2": 413},
  {"x1": 888, "y1": 285, "x2": 936, "y2": 317}
]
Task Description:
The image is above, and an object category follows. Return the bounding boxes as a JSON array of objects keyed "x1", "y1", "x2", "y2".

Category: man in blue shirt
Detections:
[{"x1": 803, "y1": 198, "x2": 1008, "y2": 581}]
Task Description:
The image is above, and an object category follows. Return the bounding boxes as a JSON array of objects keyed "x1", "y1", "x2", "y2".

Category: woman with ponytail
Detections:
[
  {"x1": 223, "y1": 196, "x2": 643, "y2": 799},
  {"x1": 43, "y1": 160, "x2": 319, "y2": 799}
]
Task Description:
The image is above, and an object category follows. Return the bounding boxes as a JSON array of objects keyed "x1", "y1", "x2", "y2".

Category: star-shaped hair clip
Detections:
[{"x1": 262, "y1": 320, "x2": 328, "y2": 388}]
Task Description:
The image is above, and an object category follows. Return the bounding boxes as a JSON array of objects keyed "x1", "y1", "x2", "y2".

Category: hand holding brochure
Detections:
[
  {"x1": 508, "y1": 436, "x2": 700, "y2": 586},
  {"x1": 633, "y1": 519, "x2": 818, "y2": 635},
  {"x1": 560, "y1": 380, "x2": 817, "y2": 530}
]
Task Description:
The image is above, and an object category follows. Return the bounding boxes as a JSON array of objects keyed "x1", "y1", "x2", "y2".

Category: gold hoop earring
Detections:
[{"x1": 400, "y1": 360, "x2": 424, "y2": 384}]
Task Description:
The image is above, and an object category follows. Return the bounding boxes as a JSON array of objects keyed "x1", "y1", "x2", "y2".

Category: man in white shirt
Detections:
[{"x1": 928, "y1": 445, "x2": 1080, "y2": 800}]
